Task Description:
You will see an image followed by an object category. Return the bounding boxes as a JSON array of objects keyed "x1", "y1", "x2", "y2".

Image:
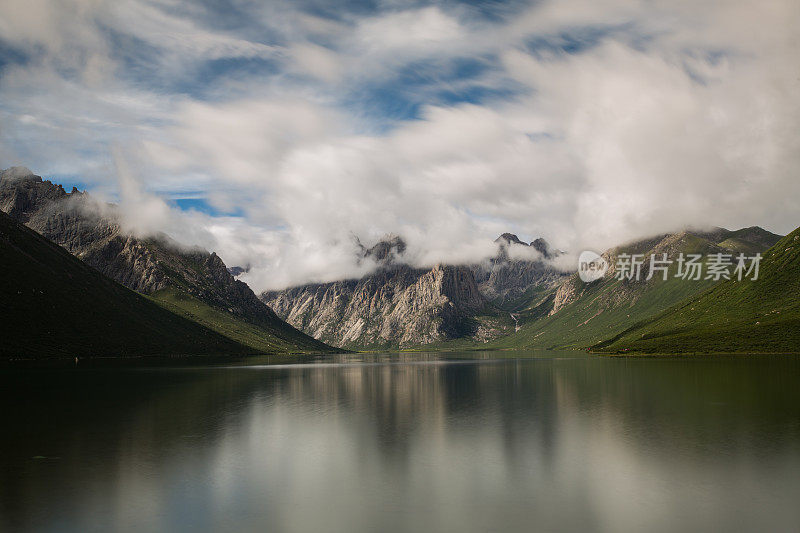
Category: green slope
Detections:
[
  {"x1": 483, "y1": 228, "x2": 781, "y2": 351},
  {"x1": 0, "y1": 168, "x2": 337, "y2": 355},
  {"x1": 488, "y1": 276, "x2": 718, "y2": 350},
  {"x1": 150, "y1": 288, "x2": 337, "y2": 354},
  {"x1": 0, "y1": 211, "x2": 255, "y2": 358},
  {"x1": 593, "y1": 227, "x2": 800, "y2": 354},
  {"x1": 80, "y1": 230, "x2": 336, "y2": 354}
]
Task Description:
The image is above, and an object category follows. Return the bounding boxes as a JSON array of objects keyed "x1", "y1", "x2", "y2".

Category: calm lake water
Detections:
[{"x1": 2, "y1": 351, "x2": 800, "y2": 532}]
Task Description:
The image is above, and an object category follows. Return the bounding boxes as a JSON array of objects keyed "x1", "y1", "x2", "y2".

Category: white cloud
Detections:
[
  {"x1": 288, "y1": 43, "x2": 344, "y2": 83},
  {"x1": 1, "y1": 0, "x2": 798, "y2": 291},
  {"x1": 355, "y1": 6, "x2": 466, "y2": 55}
]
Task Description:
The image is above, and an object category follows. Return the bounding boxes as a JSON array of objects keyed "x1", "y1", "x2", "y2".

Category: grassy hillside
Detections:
[
  {"x1": 593, "y1": 227, "x2": 800, "y2": 354},
  {"x1": 0, "y1": 211, "x2": 256, "y2": 358},
  {"x1": 151, "y1": 288, "x2": 337, "y2": 354},
  {"x1": 0, "y1": 169, "x2": 337, "y2": 355},
  {"x1": 481, "y1": 227, "x2": 781, "y2": 351},
  {"x1": 487, "y1": 276, "x2": 719, "y2": 350}
]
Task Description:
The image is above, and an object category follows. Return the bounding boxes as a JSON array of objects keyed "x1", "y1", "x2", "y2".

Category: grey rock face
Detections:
[
  {"x1": 263, "y1": 233, "x2": 567, "y2": 348},
  {"x1": 474, "y1": 259, "x2": 565, "y2": 309},
  {"x1": 357, "y1": 234, "x2": 406, "y2": 262},
  {"x1": 494, "y1": 233, "x2": 553, "y2": 259},
  {"x1": 227, "y1": 265, "x2": 250, "y2": 277},
  {"x1": 474, "y1": 234, "x2": 566, "y2": 309},
  {"x1": 0, "y1": 169, "x2": 277, "y2": 327},
  {"x1": 263, "y1": 262, "x2": 487, "y2": 348}
]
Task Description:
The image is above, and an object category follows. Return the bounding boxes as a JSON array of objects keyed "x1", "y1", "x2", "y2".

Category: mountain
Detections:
[
  {"x1": 0, "y1": 167, "x2": 334, "y2": 354},
  {"x1": 0, "y1": 210, "x2": 256, "y2": 358},
  {"x1": 228, "y1": 265, "x2": 250, "y2": 277},
  {"x1": 263, "y1": 265, "x2": 492, "y2": 349},
  {"x1": 592, "y1": 226, "x2": 800, "y2": 354},
  {"x1": 261, "y1": 234, "x2": 565, "y2": 349},
  {"x1": 262, "y1": 237, "x2": 493, "y2": 349},
  {"x1": 487, "y1": 226, "x2": 782, "y2": 350},
  {"x1": 265, "y1": 225, "x2": 783, "y2": 352},
  {"x1": 473, "y1": 233, "x2": 565, "y2": 311},
  {"x1": 8, "y1": 167, "x2": 785, "y2": 355}
]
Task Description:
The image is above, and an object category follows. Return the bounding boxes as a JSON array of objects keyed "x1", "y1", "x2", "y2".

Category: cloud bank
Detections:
[{"x1": 1, "y1": 0, "x2": 798, "y2": 290}]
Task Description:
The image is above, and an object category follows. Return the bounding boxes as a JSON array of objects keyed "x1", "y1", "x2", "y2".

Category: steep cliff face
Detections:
[
  {"x1": 0, "y1": 167, "x2": 332, "y2": 352},
  {"x1": 263, "y1": 263, "x2": 487, "y2": 349},
  {"x1": 262, "y1": 233, "x2": 566, "y2": 349},
  {"x1": 472, "y1": 233, "x2": 566, "y2": 310}
]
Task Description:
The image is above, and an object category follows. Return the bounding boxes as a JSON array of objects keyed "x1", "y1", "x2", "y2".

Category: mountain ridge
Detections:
[
  {"x1": 5, "y1": 167, "x2": 788, "y2": 355},
  {"x1": 0, "y1": 167, "x2": 335, "y2": 354},
  {"x1": 261, "y1": 233, "x2": 566, "y2": 348},
  {"x1": 592, "y1": 226, "x2": 800, "y2": 354},
  {"x1": 0, "y1": 209, "x2": 255, "y2": 358},
  {"x1": 486, "y1": 225, "x2": 783, "y2": 351}
]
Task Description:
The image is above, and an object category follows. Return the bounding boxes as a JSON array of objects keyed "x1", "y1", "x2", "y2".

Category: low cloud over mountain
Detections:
[{"x1": 1, "y1": 1, "x2": 798, "y2": 291}]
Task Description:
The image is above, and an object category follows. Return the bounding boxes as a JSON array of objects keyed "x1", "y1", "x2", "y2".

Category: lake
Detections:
[{"x1": 2, "y1": 351, "x2": 800, "y2": 532}]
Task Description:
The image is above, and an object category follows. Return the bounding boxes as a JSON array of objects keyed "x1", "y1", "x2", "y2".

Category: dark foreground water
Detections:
[{"x1": 2, "y1": 351, "x2": 800, "y2": 532}]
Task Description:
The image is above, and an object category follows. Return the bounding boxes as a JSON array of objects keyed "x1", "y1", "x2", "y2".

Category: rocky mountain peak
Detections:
[
  {"x1": 0, "y1": 170, "x2": 285, "y2": 327},
  {"x1": 360, "y1": 235, "x2": 407, "y2": 263},
  {"x1": 493, "y1": 232, "x2": 553, "y2": 260},
  {"x1": 530, "y1": 237, "x2": 552, "y2": 258},
  {"x1": 1, "y1": 166, "x2": 39, "y2": 182},
  {"x1": 228, "y1": 265, "x2": 251, "y2": 277},
  {"x1": 495, "y1": 233, "x2": 527, "y2": 246},
  {"x1": 0, "y1": 168, "x2": 72, "y2": 222}
]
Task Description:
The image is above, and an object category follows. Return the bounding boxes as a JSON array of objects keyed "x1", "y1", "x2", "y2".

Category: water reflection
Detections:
[{"x1": 2, "y1": 352, "x2": 800, "y2": 532}]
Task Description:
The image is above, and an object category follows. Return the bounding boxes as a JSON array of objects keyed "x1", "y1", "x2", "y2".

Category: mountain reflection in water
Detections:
[{"x1": 2, "y1": 352, "x2": 799, "y2": 532}]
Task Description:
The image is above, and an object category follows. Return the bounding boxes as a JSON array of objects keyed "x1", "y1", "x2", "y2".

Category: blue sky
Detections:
[{"x1": 0, "y1": 0, "x2": 798, "y2": 289}]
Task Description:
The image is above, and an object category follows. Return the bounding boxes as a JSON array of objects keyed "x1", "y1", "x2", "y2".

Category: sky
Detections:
[{"x1": 0, "y1": 0, "x2": 798, "y2": 291}]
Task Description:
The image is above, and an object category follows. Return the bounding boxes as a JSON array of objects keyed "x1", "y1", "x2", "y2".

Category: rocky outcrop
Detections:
[
  {"x1": 263, "y1": 262, "x2": 487, "y2": 348},
  {"x1": 494, "y1": 232, "x2": 553, "y2": 259},
  {"x1": 549, "y1": 276, "x2": 581, "y2": 316},
  {"x1": 473, "y1": 233, "x2": 566, "y2": 309},
  {"x1": 357, "y1": 234, "x2": 406, "y2": 262}
]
